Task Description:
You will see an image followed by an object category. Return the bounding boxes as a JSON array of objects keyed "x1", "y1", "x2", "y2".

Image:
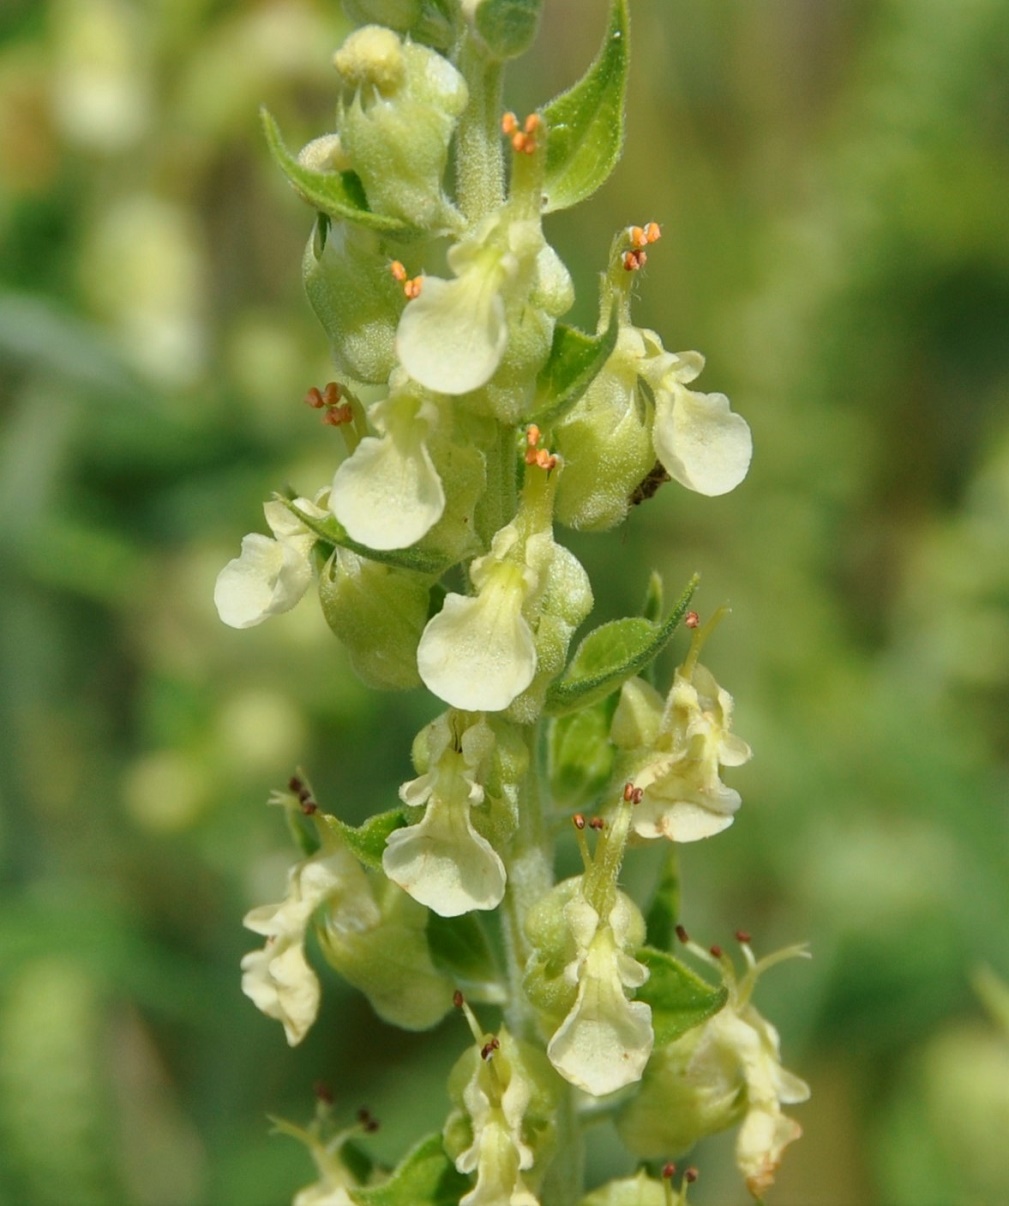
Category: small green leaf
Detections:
[
  {"x1": 644, "y1": 844, "x2": 680, "y2": 952},
  {"x1": 541, "y1": 0, "x2": 629, "y2": 212},
  {"x1": 283, "y1": 499, "x2": 454, "y2": 577},
  {"x1": 636, "y1": 946, "x2": 727, "y2": 1048},
  {"x1": 351, "y1": 1133, "x2": 470, "y2": 1206},
  {"x1": 427, "y1": 912, "x2": 505, "y2": 1003},
  {"x1": 525, "y1": 303, "x2": 619, "y2": 428},
  {"x1": 475, "y1": 0, "x2": 542, "y2": 60},
  {"x1": 322, "y1": 807, "x2": 408, "y2": 870},
  {"x1": 545, "y1": 575, "x2": 699, "y2": 716},
  {"x1": 261, "y1": 108, "x2": 416, "y2": 237}
]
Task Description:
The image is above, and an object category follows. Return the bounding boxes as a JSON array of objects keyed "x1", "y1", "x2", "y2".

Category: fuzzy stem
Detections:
[
  {"x1": 500, "y1": 723, "x2": 553, "y2": 1041},
  {"x1": 454, "y1": 32, "x2": 506, "y2": 224}
]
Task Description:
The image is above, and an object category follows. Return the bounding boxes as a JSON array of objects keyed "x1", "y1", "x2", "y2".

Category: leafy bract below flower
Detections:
[
  {"x1": 329, "y1": 375, "x2": 445, "y2": 550},
  {"x1": 383, "y1": 712, "x2": 505, "y2": 916},
  {"x1": 214, "y1": 496, "x2": 327, "y2": 628},
  {"x1": 444, "y1": 1027, "x2": 559, "y2": 1206},
  {"x1": 241, "y1": 836, "x2": 376, "y2": 1045},
  {"x1": 396, "y1": 215, "x2": 555, "y2": 396},
  {"x1": 616, "y1": 940, "x2": 810, "y2": 1199},
  {"x1": 417, "y1": 523, "x2": 539, "y2": 712},
  {"x1": 611, "y1": 658, "x2": 751, "y2": 842}
]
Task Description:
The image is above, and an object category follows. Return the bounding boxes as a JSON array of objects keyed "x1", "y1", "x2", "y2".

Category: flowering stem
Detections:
[
  {"x1": 474, "y1": 421, "x2": 518, "y2": 550},
  {"x1": 454, "y1": 33, "x2": 505, "y2": 224},
  {"x1": 500, "y1": 724, "x2": 553, "y2": 1041}
]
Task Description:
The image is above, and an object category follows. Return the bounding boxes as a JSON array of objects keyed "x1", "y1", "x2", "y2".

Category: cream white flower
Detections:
[
  {"x1": 642, "y1": 346, "x2": 752, "y2": 497},
  {"x1": 417, "y1": 526, "x2": 538, "y2": 712},
  {"x1": 215, "y1": 496, "x2": 328, "y2": 628},
  {"x1": 329, "y1": 381, "x2": 444, "y2": 550},
  {"x1": 241, "y1": 841, "x2": 377, "y2": 1045},
  {"x1": 445, "y1": 1025, "x2": 559, "y2": 1206},
  {"x1": 383, "y1": 713, "x2": 505, "y2": 916},
  {"x1": 616, "y1": 940, "x2": 810, "y2": 1199},
  {"x1": 546, "y1": 892, "x2": 652, "y2": 1096},
  {"x1": 613, "y1": 661, "x2": 751, "y2": 843},
  {"x1": 396, "y1": 216, "x2": 549, "y2": 395}
]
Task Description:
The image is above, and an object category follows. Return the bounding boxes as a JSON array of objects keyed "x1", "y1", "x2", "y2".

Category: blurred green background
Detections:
[{"x1": 2, "y1": 1, "x2": 1008, "y2": 1203}]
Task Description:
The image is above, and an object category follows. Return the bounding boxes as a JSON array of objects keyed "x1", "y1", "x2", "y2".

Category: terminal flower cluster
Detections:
[{"x1": 219, "y1": 3, "x2": 807, "y2": 1203}]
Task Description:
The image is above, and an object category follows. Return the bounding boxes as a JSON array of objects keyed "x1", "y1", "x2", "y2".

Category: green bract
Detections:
[{"x1": 541, "y1": 0, "x2": 629, "y2": 212}]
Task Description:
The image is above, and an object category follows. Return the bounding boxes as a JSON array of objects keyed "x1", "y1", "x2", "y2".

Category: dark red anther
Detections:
[
  {"x1": 631, "y1": 787, "x2": 643, "y2": 805},
  {"x1": 300, "y1": 799, "x2": 318, "y2": 815},
  {"x1": 322, "y1": 382, "x2": 341, "y2": 407},
  {"x1": 453, "y1": 990, "x2": 464, "y2": 1008},
  {"x1": 589, "y1": 816, "x2": 605, "y2": 830},
  {"x1": 684, "y1": 1167, "x2": 698, "y2": 1183},
  {"x1": 481, "y1": 1037, "x2": 500, "y2": 1061},
  {"x1": 357, "y1": 1107, "x2": 379, "y2": 1133},
  {"x1": 304, "y1": 387, "x2": 325, "y2": 409},
  {"x1": 661, "y1": 1162, "x2": 676, "y2": 1180},
  {"x1": 685, "y1": 610, "x2": 700, "y2": 629},
  {"x1": 572, "y1": 813, "x2": 586, "y2": 830},
  {"x1": 289, "y1": 775, "x2": 304, "y2": 794},
  {"x1": 623, "y1": 782, "x2": 635, "y2": 802},
  {"x1": 735, "y1": 929, "x2": 752, "y2": 945},
  {"x1": 313, "y1": 1080, "x2": 334, "y2": 1104},
  {"x1": 675, "y1": 924, "x2": 690, "y2": 944},
  {"x1": 709, "y1": 945, "x2": 722, "y2": 958}
]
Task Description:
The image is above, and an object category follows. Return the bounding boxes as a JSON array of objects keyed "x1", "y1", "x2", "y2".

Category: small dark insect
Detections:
[{"x1": 629, "y1": 460, "x2": 671, "y2": 507}]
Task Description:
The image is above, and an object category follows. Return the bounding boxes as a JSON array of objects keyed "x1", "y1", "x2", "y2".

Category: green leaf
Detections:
[
  {"x1": 283, "y1": 499, "x2": 454, "y2": 577},
  {"x1": 545, "y1": 575, "x2": 699, "y2": 716},
  {"x1": 635, "y1": 946, "x2": 727, "y2": 1048},
  {"x1": 475, "y1": 0, "x2": 542, "y2": 60},
  {"x1": 322, "y1": 807, "x2": 408, "y2": 871},
  {"x1": 541, "y1": 0, "x2": 629, "y2": 212},
  {"x1": 261, "y1": 108, "x2": 416, "y2": 237},
  {"x1": 351, "y1": 1133, "x2": 470, "y2": 1206},
  {"x1": 644, "y1": 844, "x2": 680, "y2": 952},
  {"x1": 548, "y1": 696, "x2": 617, "y2": 809},
  {"x1": 525, "y1": 303, "x2": 619, "y2": 428},
  {"x1": 427, "y1": 912, "x2": 505, "y2": 1003}
]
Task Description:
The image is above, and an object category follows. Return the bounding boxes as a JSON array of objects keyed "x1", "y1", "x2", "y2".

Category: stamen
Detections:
[
  {"x1": 588, "y1": 816, "x2": 605, "y2": 830},
  {"x1": 684, "y1": 610, "x2": 700, "y2": 629},
  {"x1": 675, "y1": 924, "x2": 690, "y2": 944},
  {"x1": 389, "y1": 259, "x2": 422, "y2": 298},
  {"x1": 622, "y1": 248, "x2": 647, "y2": 271},
  {"x1": 735, "y1": 929, "x2": 752, "y2": 945},
  {"x1": 572, "y1": 813, "x2": 586, "y2": 830},
  {"x1": 684, "y1": 1167, "x2": 698, "y2": 1183},
  {"x1": 480, "y1": 1037, "x2": 500, "y2": 1061},
  {"x1": 313, "y1": 1080, "x2": 334, "y2": 1104},
  {"x1": 304, "y1": 387, "x2": 326, "y2": 409}
]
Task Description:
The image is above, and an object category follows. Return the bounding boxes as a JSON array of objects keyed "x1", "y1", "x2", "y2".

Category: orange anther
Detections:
[
  {"x1": 304, "y1": 386, "x2": 325, "y2": 409},
  {"x1": 322, "y1": 381, "x2": 341, "y2": 407},
  {"x1": 622, "y1": 248, "x2": 647, "y2": 271},
  {"x1": 524, "y1": 113, "x2": 541, "y2": 134},
  {"x1": 643, "y1": 221, "x2": 662, "y2": 243},
  {"x1": 403, "y1": 276, "x2": 423, "y2": 300},
  {"x1": 629, "y1": 225, "x2": 647, "y2": 249},
  {"x1": 390, "y1": 260, "x2": 408, "y2": 282},
  {"x1": 501, "y1": 111, "x2": 519, "y2": 136},
  {"x1": 534, "y1": 449, "x2": 557, "y2": 471},
  {"x1": 526, "y1": 424, "x2": 541, "y2": 447},
  {"x1": 684, "y1": 610, "x2": 700, "y2": 629}
]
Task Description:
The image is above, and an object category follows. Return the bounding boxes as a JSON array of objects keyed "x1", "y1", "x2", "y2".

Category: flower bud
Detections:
[
  {"x1": 303, "y1": 221, "x2": 403, "y2": 384},
  {"x1": 318, "y1": 549, "x2": 431, "y2": 690},
  {"x1": 333, "y1": 27, "x2": 466, "y2": 229}
]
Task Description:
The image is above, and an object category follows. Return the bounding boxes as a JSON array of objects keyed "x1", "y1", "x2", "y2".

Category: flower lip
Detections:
[{"x1": 417, "y1": 564, "x2": 537, "y2": 712}]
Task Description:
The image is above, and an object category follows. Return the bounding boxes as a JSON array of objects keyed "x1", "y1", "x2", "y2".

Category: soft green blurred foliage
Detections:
[{"x1": 1, "y1": 0, "x2": 1007, "y2": 1202}]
